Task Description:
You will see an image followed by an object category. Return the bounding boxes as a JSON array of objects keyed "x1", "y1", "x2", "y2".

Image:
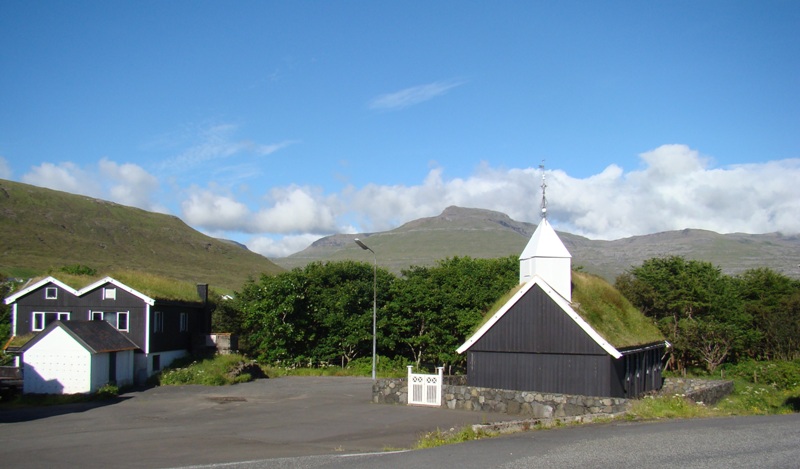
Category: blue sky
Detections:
[{"x1": 2, "y1": 1, "x2": 799, "y2": 257}]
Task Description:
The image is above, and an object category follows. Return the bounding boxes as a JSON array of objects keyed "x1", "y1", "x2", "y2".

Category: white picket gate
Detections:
[{"x1": 407, "y1": 365, "x2": 443, "y2": 407}]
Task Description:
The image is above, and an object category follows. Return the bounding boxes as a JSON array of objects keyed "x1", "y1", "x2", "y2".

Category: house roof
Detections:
[
  {"x1": 4, "y1": 276, "x2": 79, "y2": 304},
  {"x1": 457, "y1": 271, "x2": 667, "y2": 357},
  {"x1": 5, "y1": 276, "x2": 158, "y2": 306},
  {"x1": 520, "y1": 218, "x2": 571, "y2": 260},
  {"x1": 456, "y1": 274, "x2": 622, "y2": 358},
  {"x1": 20, "y1": 320, "x2": 139, "y2": 354}
]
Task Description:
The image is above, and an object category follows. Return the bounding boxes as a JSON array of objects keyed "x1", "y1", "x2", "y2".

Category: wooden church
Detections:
[{"x1": 457, "y1": 173, "x2": 668, "y2": 398}]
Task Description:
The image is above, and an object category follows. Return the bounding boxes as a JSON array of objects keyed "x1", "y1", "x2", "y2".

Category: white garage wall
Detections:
[{"x1": 23, "y1": 327, "x2": 91, "y2": 394}]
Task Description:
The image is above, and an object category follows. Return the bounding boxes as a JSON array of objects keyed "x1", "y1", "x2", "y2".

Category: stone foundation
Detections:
[
  {"x1": 373, "y1": 376, "x2": 735, "y2": 416},
  {"x1": 373, "y1": 377, "x2": 629, "y2": 418},
  {"x1": 658, "y1": 377, "x2": 734, "y2": 405}
]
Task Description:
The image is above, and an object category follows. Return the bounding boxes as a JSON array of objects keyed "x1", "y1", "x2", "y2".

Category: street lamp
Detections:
[{"x1": 354, "y1": 238, "x2": 377, "y2": 380}]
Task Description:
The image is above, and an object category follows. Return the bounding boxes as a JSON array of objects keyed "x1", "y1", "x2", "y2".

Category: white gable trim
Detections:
[
  {"x1": 456, "y1": 275, "x2": 622, "y2": 358},
  {"x1": 4, "y1": 276, "x2": 79, "y2": 305},
  {"x1": 78, "y1": 277, "x2": 155, "y2": 306},
  {"x1": 5, "y1": 276, "x2": 156, "y2": 307}
]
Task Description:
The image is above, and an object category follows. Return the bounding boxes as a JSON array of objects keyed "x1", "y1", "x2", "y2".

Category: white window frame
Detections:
[
  {"x1": 103, "y1": 287, "x2": 117, "y2": 300},
  {"x1": 32, "y1": 312, "x2": 69, "y2": 331},
  {"x1": 45, "y1": 287, "x2": 58, "y2": 300},
  {"x1": 117, "y1": 311, "x2": 129, "y2": 332},
  {"x1": 91, "y1": 311, "x2": 130, "y2": 332},
  {"x1": 33, "y1": 312, "x2": 45, "y2": 331},
  {"x1": 153, "y1": 311, "x2": 163, "y2": 333},
  {"x1": 179, "y1": 312, "x2": 188, "y2": 332}
]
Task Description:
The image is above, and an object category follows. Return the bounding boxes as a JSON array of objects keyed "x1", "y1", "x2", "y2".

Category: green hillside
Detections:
[{"x1": 0, "y1": 179, "x2": 283, "y2": 291}]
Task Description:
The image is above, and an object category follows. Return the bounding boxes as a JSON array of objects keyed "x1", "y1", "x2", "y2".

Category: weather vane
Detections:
[{"x1": 539, "y1": 160, "x2": 547, "y2": 220}]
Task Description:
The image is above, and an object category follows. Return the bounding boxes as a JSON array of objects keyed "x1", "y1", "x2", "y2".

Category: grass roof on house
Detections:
[
  {"x1": 18, "y1": 271, "x2": 206, "y2": 303},
  {"x1": 570, "y1": 271, "x2": 664, "y2": 348},
  {"x1": 470, "y1": 271, "x2": 664, "y2": 349}
]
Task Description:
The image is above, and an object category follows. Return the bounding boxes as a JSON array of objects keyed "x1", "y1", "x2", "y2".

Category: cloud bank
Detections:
[{"x1": 17, "y1": 144, "x2": 800, "y2": 258}]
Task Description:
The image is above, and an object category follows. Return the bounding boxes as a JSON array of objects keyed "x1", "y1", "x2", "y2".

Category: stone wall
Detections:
[
  {"x1": 373, "y1": 378, "x2": 629, "y2": 418},
  {"x1": 658, "y1": 377, "x2": 734, "y2": 405}
]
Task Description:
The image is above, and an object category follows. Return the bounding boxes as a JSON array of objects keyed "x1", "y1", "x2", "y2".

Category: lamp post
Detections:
[{"x1": 354, "y1": 238, "x2": 377, "y2": 380}]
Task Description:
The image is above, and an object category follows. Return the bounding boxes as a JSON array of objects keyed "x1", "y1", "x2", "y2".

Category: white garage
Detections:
[{"x1": 21, "y1": 320, "x2": 137, "y2": 394}]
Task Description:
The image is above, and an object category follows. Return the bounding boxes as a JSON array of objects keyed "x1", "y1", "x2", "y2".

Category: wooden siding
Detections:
[
  {"x1": 470, "y1": 284, "x2": 607, "y2": 355},
  {"x1": 468, "y1": 351, "x2": 613, "y2": 396},
  {"x1": 614, "y1": 345, "x2": 666, "y2": 398},
  {"x1": 10, "y1": 280, "x2": 209, "y2": 354}
]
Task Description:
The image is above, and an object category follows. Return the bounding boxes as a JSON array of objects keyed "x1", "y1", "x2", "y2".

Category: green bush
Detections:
[
  {"x1": 156, "y1": 353, "x2": 259, "y2": 386},
  {"x1": 720, "y1": 360, "x2": 800, "y2": 390},
  {"x1": 346, "y1": 355, "x2": 410, "y2": 377}
]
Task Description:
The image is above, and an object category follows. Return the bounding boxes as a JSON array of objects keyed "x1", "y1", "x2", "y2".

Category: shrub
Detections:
[
  {"x1": 720, "y1": 360, "x2": 800, "y2": 390},
  {"x1": 155, "y1": 353, "x2": 260, "y2": 386}
]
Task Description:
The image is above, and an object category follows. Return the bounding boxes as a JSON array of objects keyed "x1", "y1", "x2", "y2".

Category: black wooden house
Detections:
[
  {"x1": 5, "y1": 276, "x2": 212, "y2": 387},
  {"x1": 457, "y1": 218, "x2": 668, "y2": 398}
]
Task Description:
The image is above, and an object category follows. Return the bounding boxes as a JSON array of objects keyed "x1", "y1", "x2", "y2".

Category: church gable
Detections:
[{"x1": 469, "y1": 283, "x2": 608, "y2": 356}]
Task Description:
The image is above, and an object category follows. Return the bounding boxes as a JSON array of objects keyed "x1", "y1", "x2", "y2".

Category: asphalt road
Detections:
[
  {"x1": 0, "y1": 376, "x2": 520, "y2": 468},
  {"x1": 3, "y1": 377, "x2": 798, "y2": 469},
  {"x1": 178, "y1": 413, "x2": 800, "y2": 469}
]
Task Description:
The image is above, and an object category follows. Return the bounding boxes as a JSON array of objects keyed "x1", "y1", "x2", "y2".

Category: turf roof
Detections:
[
  {"x1": 12, "y1": 271, "x2": 206, "y2": 303},
  {"x1": 471, "y1": 271, "x2": 664, "y2": 349}
]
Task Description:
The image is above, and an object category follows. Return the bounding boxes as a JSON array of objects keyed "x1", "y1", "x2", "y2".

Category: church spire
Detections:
[{"x1": 519, "y1": 161, "x2": 572, "y2": 300}]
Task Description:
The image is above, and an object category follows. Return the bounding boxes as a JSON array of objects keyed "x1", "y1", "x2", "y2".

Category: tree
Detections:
[
  {"x1": 615, "y1": 256, "x2": 753, "y2": 372},
  {"x1": 735, "y1": 268, "x2": 800, "y2": 360},
  {"x1": 239, "y1": 270, "x2": 313, "y2": 364},
  {"x1": 384, "y1": 256, "x2": 518, "y2": 372}
]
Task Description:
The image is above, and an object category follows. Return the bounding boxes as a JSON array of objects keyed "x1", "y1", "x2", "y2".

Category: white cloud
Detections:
[
  {"x1": 251, "y1": 185, "x2": 341, "y2": 233},
  {"x1": 99, "y1": 158, "x2": 166, "y2": 213},
  {"x1": 15, "y1": 144, "x2": 800, "y2": 258},
  {"x1": 22, "y1": 159, "x2": 166, "y2": 213},
  {"x1": 181, "y1": 187, "x2": 251, "y2": 231},
  {"x1": 22, "y1": 162, "x2": 99, "y2": 197},
  {"x1": 0, "y1": 156, "x2": 11, "y2": 179},
  {"x1": 548, "y1": 145, "x2": 800, "y2": 239},
  {"x1": 368, "y1": 80, "x2": 464, "y2": 111},
  {"x1": 247, "y1": 233, "x2": 323, "y2": 258}
]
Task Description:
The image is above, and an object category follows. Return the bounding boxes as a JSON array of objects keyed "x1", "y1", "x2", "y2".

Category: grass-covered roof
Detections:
[
  {"x1": 15, "y1": 271, "x2": 206, "y2": 303},
  {"x1": 570, "y1": 271, "x2": 664, "y2": 348},
  {"x1": 472, "y1": 271, "x2": 664, "y2": 349}
]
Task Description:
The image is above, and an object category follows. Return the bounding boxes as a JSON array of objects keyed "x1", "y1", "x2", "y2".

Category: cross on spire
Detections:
[{"x1": 539, "y1": 160, "x2": 547, "y2": 220}]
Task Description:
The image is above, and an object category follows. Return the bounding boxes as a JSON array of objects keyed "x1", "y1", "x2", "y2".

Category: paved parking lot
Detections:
[{"x1": 0, "y1": 376, "x2": 517, "y2": 468}]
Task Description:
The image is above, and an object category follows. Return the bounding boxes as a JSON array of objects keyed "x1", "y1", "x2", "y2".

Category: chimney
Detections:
[{"x1": 196, "y1": 284, "x2": 208, "y2": 304}]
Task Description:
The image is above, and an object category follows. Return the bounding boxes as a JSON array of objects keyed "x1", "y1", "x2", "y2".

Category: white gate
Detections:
[{"x1": 407, "y1": 366, "x2": 443, "y2": 407}]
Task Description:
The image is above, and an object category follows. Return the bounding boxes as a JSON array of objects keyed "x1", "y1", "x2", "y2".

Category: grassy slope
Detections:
[{"x1": 0, "y1": 179, "x2": 283, "y2": 291}]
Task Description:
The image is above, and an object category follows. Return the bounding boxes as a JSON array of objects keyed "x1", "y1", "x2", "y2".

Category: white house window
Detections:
[
  {"x1": 153, "y1": 311, "x2": 163, "y2": 333},
  {"x1": 45, "y1": 287, "x2": 57, "y2": 299},
  {"x1": 32, "y1": 312, "x2": 69, "y2": 331},
  {"x1": 92, "y1": 311, "x2": 129, "y2": 331},
  {"x1": 180, "y1": 312, "x2": 188, "y2": 332},
  {"x1": 103, "y1": 287, "x2": 117, "y2": 300},
  {"x1": 118, "y1": 312, "x2": 129, "y2": 331},
  {"x1": 33, "y1": 312, "x2": 45, "y2": 331}
]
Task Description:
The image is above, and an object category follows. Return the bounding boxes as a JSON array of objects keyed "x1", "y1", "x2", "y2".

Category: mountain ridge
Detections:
[{"x1": 276, "y1": 205, "x2": 800, "y2": 281}]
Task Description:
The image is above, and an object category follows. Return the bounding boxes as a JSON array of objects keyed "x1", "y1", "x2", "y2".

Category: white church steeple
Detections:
[{"x1": 519, "y1": 163, "x2": 572, "y2": 301}]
